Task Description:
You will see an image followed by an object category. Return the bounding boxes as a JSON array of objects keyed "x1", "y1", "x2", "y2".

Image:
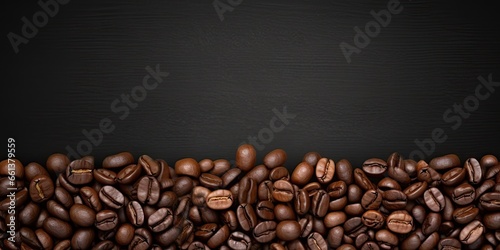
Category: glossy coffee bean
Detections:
[
  {"x1": 291, "y1": 162, "x2": 314, "y2": 186},
  {"x1": 66, "y1": 159, "x2": 94, "y2": 185},
  {"x1": 307, "y1": 232, "x2": 328, "y2": 250},
  {"x1": 46, "y1": 153, "x2": 70, "y2": 176},
  {"x1": 238, "y1": 177, "x2": 257, "y2": 204},
  {"x1": 311, "y1": 190, "x2": 329, "y2": 217},
  {"x1": 362, "y1": 158, "x2": 387, "y2": 177},
  {"x1": 382, "y1": 189, "x2": 407, "y2": 210},
  {"x1": 423, "y1": 187, "x2": 445, "y2": 212},
  {"x1": 294, "y1": 189, "x2": 310, "y2": 216},
  {"x1": 95, "y1": 210, "x2": 119, "y2": 231},
  {"x1": 115, "y1": 223, "x2": 135, "y2": 246},
  {"x1": 227, "y1": 231, "x2": 252, "y2": 250},
  {"x1": 324, "y1": 211, "x2": 347, "y2": 228},
  {"x1": 264, "y1": 149, "x2": 287, "y2": 169},
  {"x1": 336, "y1": 159, "x2": 354, "y2": 185},
  {"x1": 361, "y1": 210, "x2": 384, "y2": 229},
  {"x1": 126, "y1": 201, "x2": 145, "y2": 227},
  {"x1": 377, "y1": 177, "x2": 401, "y2": 191},
  {"x1": 175, "y1": 158, "x2": 201, "y2": 178},
  {"x1": 276, "y1": 220, "x2": 301, "y2": 241},
  {"x1": 130, "y1": 228, "x2": 153, "y2": 250},
  {"x1": 386, "y1": 210, "x2": 413, "y2": 234},
  {"x1": 465, "y1": 158, "x2": 483, "y2": 184},
  {"x1": 102, "y1": 152, "x2": 134, "y2": 169},
  {"x1": 272, "y1": 180, "x2": 294, "y2": 202},
  {"x1": 237, "y1": 204, "x2": 257, "y2": 231},
  {"x1": 354, "y1": 169, "x2": 375, "y2": 191},
  {"x1": 139, "y1": 154, "x2": 160, "y2": 176},
  {"x1": 315, "y1": 158, "x2": 335, "y2": 184},
  {"x1": 235, "y1": 144, "x2": 256, "y2": 172},
  {"x1": 116, "y1": 164, "x2": 142, "y2": 184},
  {"x1": 29, "y1": 175, "x2": 54, "y2": 203},
  {"x1": 421, "y1": 212, "x2": 441, "y2": 235},
  {"x1": 452, "y1": 183, "x2": 475, "y2": 205},
  {"x1": 99, "y1": 185, "x2": 125, "y2": 209},
  {"x1": 481, "y1": 155, "x2": 499, "y2": 168},
  {"x1": 24, "y1": 162, "x2": 49, "y2": 182},
  {"x1": 199, "y1": 173, "x2": 223, "y2": 189},
  {"x1": 43, "y1": 217, "x2": 73, "y2": 239},
  {"x1": 361, "y1": 189, "x2": 382, "y2": 210},
  {"x1": 480, "y1": 192, "x2": 500, "y2": 211},
  {"x1": 274, "y1": 203, "x2": 295, "y2": 221},
  {"x1": 429, "y1": 154, "x2": 460, "y2": 170},
  {"x1": 136, "y1": 176, "x2": 160, "y2": 205},
  {"x1": 71, "y1": 228, "x2": 95, "y2": 250},
  {"x1": 269, "y1": 166, "x2": 290, "y2": 181},
  {"x1": 70, "y1": 203, "x2": 96, "y2": 227},
  {"x1": 206, "y1": 189, "x2": 233, "y2": 210},
  {"x1": 459, "y1": 220, "x2": 484, "y2": 244}
]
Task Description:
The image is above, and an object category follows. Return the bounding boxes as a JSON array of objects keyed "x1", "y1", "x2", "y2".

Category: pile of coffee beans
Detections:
[{"x1": 2, "y1": 144, "x2": 500, "y2": 250}]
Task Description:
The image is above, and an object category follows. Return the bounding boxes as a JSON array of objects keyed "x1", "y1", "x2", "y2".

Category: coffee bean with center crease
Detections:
[
  {"x1": 423, "y1": 187, "x2": 445, "y2": 212},
  {"x1": 269, "y1": 166, "x2": 290, "y2": 181},
  {"x1": 256, "y1": 200, "x2": 275, "y2": 220},
  {"x1": 354, "y1": 169, "x2": 376, "y2": 191},
  {"x1": 29, "y1": 174, "x2": 54, "y2": 203},
  {"x1": 452, "y1": 183, "x2": 475, "y2": 205},
  {"x1": 459, "y1": 220, "x2": 484, "y2": 245},
  {"x1": 465, "y1": 158, "x2": 483, "y2": 184},
  {"x1": 294, "y1": 189, "x2": 310, "y2": 216},
  {"x1": 403, "y1": 181, "x2": 428, "y2": 200},
  {"x1": 66, "y1": 159, "x2": 94, "y2": 185},
  {"x1": 116, "y1": 164, "x2": 142, "y2": 185},
  {"x1": 80, "y1": 186, "x2": 103, "y2": 211},
  {"x1": 227, "y1": 231, "x2": 252, "y2": 250},
  {"x1": 207, "y1": 224, "x2": 230, "y2": 249},
  {"x1": 139, "y1": 154, "x2": 160, "y2": 177},
  {"x1": 315, "y1": 158, "x2": 335, "y2": 184},
  {"x1": 386, "y1": 210, "x2": 413, "y2": 234},
  {"x1": 307, "y1": 232, "x2": 328, "y2": 250},
  {"x1": 441, "y1": 167, "x2": 466, "y2": 186},
  {"x1": 311, "y1": 190, "x2": 329, "y2": 217},
  {"x1": 199, "y1": 173, "x2": 223, "y2": 189},
  {"x1": 253, "y1": 221, "x2": 277, "y2": 243},
  {"x1": 130, "y1": 228, "x2": 152, "y2": 250},
  {"x1": 136, "y1": 176, "x2": 160, "y2": 205},
  {"x1": 382, "y1": 190, "x2": 407, "y2": 210},
  {"x1": 453, "y1": 204, "x2": 479, "y2": 225},
  {"x1": 95, "y1": 210, "x2": 119, "y2": 231},
  {"x1": 438, "y1": 238, "x2": 461, "y2": 250},
  {"x1": 237, "y1": 203, "x2": 257, "y2": 231},
  {"x1": 377, "y1": 177, "x2": 401, "y2": 192},
  {"x1": 206, "y1": 189, "x2": 233, "y2": 210},
  {"x1": 375, "y1": 229, "x2": 398, "y2": 250},
  {"x1": 344, "y1": 217, "x2": 367, "y2": 238},
  {"x1": 361, "y1": 189, "x2": 382, "y2": 210},
  {"x1": 361, "y1": 210, "x2": 384, "y2": 229},
  {"x1": 327, "y1": 181, "x2": 347, "y2": 199},
  {"x1": 272, "y1": 180, "x2": 294, "y2": 202},
  {"x1": 421, "y1": 212, "x2": 441, "y2": 235},
  {"x1": 126, "y1": 201, "x2": 145, "y2": 227},
  {"x1": 479, "y1": 192, "x2": 500, "y2": 211},
  {"x1": 362, "y1": 158, "x2": 387, "y2": 177},
  {"x1": 239, "y1": 177, "x2": 257, "y2": 205},
  {"x1": 99, "y1": 185, "x2": 125, "y2": 209}
]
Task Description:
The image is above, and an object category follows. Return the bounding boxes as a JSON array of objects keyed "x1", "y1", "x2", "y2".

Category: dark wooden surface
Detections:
[{"x1": 3, "y1": 0, "x2": 500, "y2": 168}]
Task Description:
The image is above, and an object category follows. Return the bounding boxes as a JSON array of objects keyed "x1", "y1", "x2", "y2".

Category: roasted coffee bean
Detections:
[
  {"x1": 221, "y1": 168, "x2": 242, "y2": 188},
  {"x1": 438, "y1": 237, "x2": 461, "y2": 250},
  {"x1": 404, "y1": 181, "x2": 428, "y2": 200},
  {"x1": 274, "y1": 203, "x2": 295, "y2": 221},
  {"x1": 361, "y1": 189, "x2": 382, "y2": 210},
  {"x1": 95, "y1": 210, "x2": 118, "y2": 231},
  {"x1": 480, "y1": 192, "x2": 500, "y2": 211},
  {"x1": 324, "y1": 211, "x2": 347, "y2": 228},
  {"x1": 130, "y1": 228, "x2": 153, "y2": 250},
  {"x1": 315, "y1": 158, "x2": 335, "y2": 184},
  {"x1": 294, "y1": 189, "x2": 310, "y2": 216},
  {"x1": 311, "y1": 190, "x2": 329, "y2": 217},
  {"x1": 420, "y1": 232, "x2": 439, "y2": 250},
  {"x1": 465, "y1": 158, "x2": 483, "y2": 185},
  {"x1": 327, "y1": 180, "x2": 347, "y2": 199},
  {"x1": 459, "y1": 220, "x2": 484, "y2": 244},
  {"x1": 206, "y1": 189, "x2": 233, "y2": 210},
  {"x1": 327, "y1": 226, "x2": 344, "y2": 248},
  {"x1": 354, "y1": 169, "x2": 376, "y2": 191},
  {"x1": 347, "y1": 184, "x2": 363, "y2": 203},
  {"x1": 239, "y1": 177, "x2": 257, "y2": 204},
  {"x1": 441, "y1": 167, "x2": 466, "y2": 186},
  {"x1": 173, "y1": 176, "x2": 194, "y2": 197},
  {"x1": 175, "y1": 158, "x2": 201, "y2": 178},
  {"x1": 303, "y1": 182, "x2": 322, "y2": 197},
  {"x1": 115, "y1": 223, "x2": 135, "y2": 246},
  {"x1": 475, "y1": 179, "x2": 496, "y2": 200},
  {"x1": 272, "y1": 180, "x2": 294, "y2": 202},
  {"x1": 382, "y1": 190, "x2": 407, "y2": 210},
  {"x1": 80, "y1": 186, "x2": 103, "y2": 211},
  {"x1": 336, "y1": 159, "x2": 354, "y2": 185},
  {"x1": 29, "y1": 174, "x2": 54, "y2": 203},
  {"x1": 99, "y1": 185, "x2": 125, "y2": 209},
  {"x1": 43, "y1": 217, "x2": 73, "y2": 239},
  {"x1": 70, "y1": 203, "x2": 96, "y2": 227},
  {"x1": 264, "y1": 149, "x2": 287, "y2": 169},
  {"x1": 228, "y1": 231, "x2": 252, "y2": 250},
  {"x1": 375, "y1": 229, "x2": 398, "y2": 249},
  {"x1": 45, "y1": 153, "x2": 70, "y2": 176},
  {"x1": 453, "y1": 205, "x2": 479, "y2": 224},
  {"x1": 307, "y1": 232, "x2": 328, "y2": 250},
  {"x1": 345, "y1": 203, "x2": 364, "y2": 216},
  {"x1": 452, "y1": 183, "x2": 475, "y2": 205},
  {"x1": 136, "y1": 176, "x2": 160, "y2": 205},
  {"x1": 71, "y1": 228, "x2": 95, "y2": 250},
  {"x1": 377, "y1": 177, "x2": 401, "y2": 191},
  {"x1": 199, "y1": 173, "x2": 223, "y2": 189},
  {"x1": 387, "y1": 152, "x2": 410, "y2": 184},
  {"x1": 236, "y1": 204, "x2": 257, "y2": 231},
  {"x1": 255, "y1": 200, "x2": 274, "y2": 220},
  {"x1": 404, "y1": 159, "x2": 418, "y2": 179},
  {"x1": 139, "y1": 154, "x2": 160, "y2": 177},
  {"x1": 344, "y1": 217, "x2": 367, "y2": 238},
  {"x1": 125, "y1": 201, "x2": 144, "y2": 227},
  {"x1": 66, "y1": 159, "x2": 94, "y2": 185},
  {"x1": 483, "y1": 212, "x2": 500, "y2": 229},
  {"x1": 430, "y1": 154, "x2": 461, "y2": 170},
  {"x1": 361, "y1": 210, "x2": 384, "y2": 229},
  {"x1": 199, "y1": 159, "x2": 214, "y2": 173},
  {"x1": 276, "y1": 220, "x2": 301, "y2": 241},
  {"x1": 211, "y1": 159, "x2": 232, "y2": 176},
  {"x1": 235, "y1": 144, "x2": 256, "y2": 172},
  {"x1": 386, "y1": 210, "x2": 413, "y2": 234},
  {"x1": 116, "y1": 164, "x2": 142, "y2": 185},
  {"x1": 362, "y1": 158, "x2": 387, "y2": 177},
  {"x1": 207, "y1": 224, "x2": 230, "y2": 249},
  {"x1": 102, "y1": 152, "x2": 134, "y2": 169},
  {"x1": 291, "y1": 162, "x2": 314, "y2": 186},
  {"x1": 269, "y1": 166, "x2": 290, "y2": 181},
  {"x1": 24, "y1": 162, "x2": 49, "y2": 183},
  {"x1": 423, "y1": 187, "x2": 446, "y2": 212},
  {"x1": 421, "y1": 212, "x2": 441, "y2": 235}
]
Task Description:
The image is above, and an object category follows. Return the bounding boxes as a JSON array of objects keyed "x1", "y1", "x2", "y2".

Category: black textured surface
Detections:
[{"x1": 2, "y1": 0, "x2": 500, "y2": 168}]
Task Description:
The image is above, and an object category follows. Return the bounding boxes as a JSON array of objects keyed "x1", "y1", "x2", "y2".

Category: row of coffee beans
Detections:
[{"x1": 1, "y1": 145, "x2": 500, "y2": 249}]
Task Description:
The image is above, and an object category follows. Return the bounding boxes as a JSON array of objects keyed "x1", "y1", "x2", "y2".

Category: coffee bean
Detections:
[
  {"x1": 483, "y1": 212, "x2": 500, "y2": 229},
  {"x1": 276, "y1": 220, "x2": 301, "y2": 241},
  {"x1": 274, "y1": 203, "x2": 295, "y2": 221},
  {"x1": 441, "y1": 167, "x2": 466, "y2": 186},
  {"x1": 46, "y1": 153, "x2": 70, "y2": 176},
  {"x1": 228, "y1": 231, "x2": 252, "y2": 250},
  {"x1": 99, "y1": 185, "x2": 125, "y2": 209},
  {"x1": 130, "y1": 228, "x2": 153, "y2": 250},
  {"x1": 422, "y1": 212, "x2": 441, "y2": 235},
  {"x1": 116, "y1": 164, "x2": 142, "y2": 184},
  {"x1": 236, "y1": 204, "x2": 257, "y2": 231},
  {"x1": 354, "y1": 169, "x2": 375, "y2": 191},
  {"x1": 29, "y1": 174, "x2": 54, "y2": 203},
  {"x1": 361, "y1": 189, "x2": 382, "y2": 210},
  {"x1": 362, "y1": 158, "x2": 387, "y2": 177},
  {"x1": 139, "y1": 154, "x2": 160, "y2": 177},
  {"x1": 269, "y1": 166, "x2": 290, "y2": 181},
  {"x1": 102, "y1": 152, "x2": 134, "y2": 169},
  {"x1": 465, "y1": 157, "x2": 483, "y2": 184},
  {"x1": 263, "y1": 149, "x2": 287, "y2": 169},
  {"x1": 238, "y1": 177, "x2": 257, "y2": 204},
  {"x1": 324, "y1": 211, "x2": 347, "y2": 228},
  {"x1": 479, "y1": 192, "x2": 500, "y2": 211},
  {"x1": 175, "y1": 158, "x2": 201, "y2": 178},
  {"x1": 207, "y1": 224, "x2": 230, "y2": 249},
  {"x1": 294, "y1": 189, "x2": 310, "y2": 216},
  {"x1": 377, "y1": 177, "x2": 401, "y2": 192},
  {"x1": 206, "y1": 189, "x2": 233, "y2": 210},
  {"x1": 429, "y1": 154, "x2": 461, "y2": 170},
  {"x1": 327, "y1": 180, "x2": 347, "y2": 199},
  {"x1": 311, "y1": 190, "x2": 329, "y2": 217},
  {"x1": 272, "y1": 180, "x2": 294, "y2": 202},
  {"x1": 315, "y1": 158, "x2": 335, "y2": 184},
  {"x1": 235, "y1": 144, "x2": 256, "y2": 172},
  {"x1": 291, "y1": 162, "x2": 314, "y2": 186},
  {"x1": 459, "y1": 220, "x2": 484, "y2": 244},
  {"x1": 452, "y1": 182, "x2": 475, "y2": 205},
  {"x1": 115, "y1": 223, "x2": 135, "y2": 246},
  {"x1": 361, "y1": 210, "x2": 384, "y2": 229},
  {"x1": 307, "y1": 232, "x2": 328, "y2": 250},
  {"x1": 125, "y1": 201, "x2": 144, "y2": 227},
  {"x1": 136, "y1": 176, "x2": 160, "y2": 205},
  {"x1": 438, "y1": 237, "x2": 461, "y2": 250},
  {"x1": 66, "y1": 159, "x2": 94, "y2": 185},
  {"x1": 72, "y1": 228, "x2": 95, "y2": 250},
  {"x1": 211, "y1": 159, "x2": 232, "y2": 176},
  {"x1": 80, "y1": 186, "x2": 103, "y2": 211},
  {"x1": 24, "y1": 162, "x2": 49, "y2": 183},
  {"x1": 382, "y1": 189, "x2": 407, "y2": 210},
  {"x1": 386, "y1": 210, "x2": 413, "y2": 234},
  {"x1": 375, "y1": 229, "x2": 398, "y2": 249},
  {"x1": 423, "y1": 187, "x2": 445, "y2": 212},
  {"x1": 43, "y1": 217, "x2": 73, "y2": 239}
]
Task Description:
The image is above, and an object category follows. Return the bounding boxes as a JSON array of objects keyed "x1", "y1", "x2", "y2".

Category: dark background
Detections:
[{"x1": 2, "y1": 0, "x2": 500, "y2": 169}]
